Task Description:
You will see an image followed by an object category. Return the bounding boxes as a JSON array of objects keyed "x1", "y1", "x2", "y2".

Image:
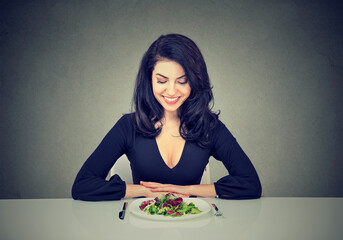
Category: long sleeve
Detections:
[
  {"x1": 71, "y1": 114, "x2": 133, "y2": 201},
  {"x1": 211, "y1": 120, "x2": 262, "y2": 199}
]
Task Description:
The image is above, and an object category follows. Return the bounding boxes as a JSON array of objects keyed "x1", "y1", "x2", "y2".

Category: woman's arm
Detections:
[
  {"x1": 124, "y1": 184, "x2": 146, "y2": 198},
  {"x1": 210, "y1": 121, "x2": 262, "y2": 199},
  {"x1": 187, "y1": 184, "x2": 217, "y2": 197},
  {"x1": 72, "y1": 115, "x2": 132, "y2": 201}
]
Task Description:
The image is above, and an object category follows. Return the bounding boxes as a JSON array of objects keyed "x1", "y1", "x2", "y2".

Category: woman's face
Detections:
[{"x1": 152, "y1": 60, "x2": 191, "y2": 116}]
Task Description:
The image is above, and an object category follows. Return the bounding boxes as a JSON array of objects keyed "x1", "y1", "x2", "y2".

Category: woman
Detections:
[{"x1": 72, "y1": 34, "x2": 262, "y2": 200}]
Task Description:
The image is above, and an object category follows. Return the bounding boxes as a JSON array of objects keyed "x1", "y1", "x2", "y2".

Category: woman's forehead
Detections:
[{"x1": 153, "y1": 60, "x2": 185, "y2": 78}]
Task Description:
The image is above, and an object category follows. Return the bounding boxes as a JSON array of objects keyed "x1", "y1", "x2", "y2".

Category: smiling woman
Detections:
[{"x1": 71, "y1": 34, "x2": 262, "y2": 201}]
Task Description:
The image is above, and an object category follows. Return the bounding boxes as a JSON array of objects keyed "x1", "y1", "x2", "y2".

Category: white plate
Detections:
[{"x1": 128, "y1": 197, "x2": 211, "y2": 221}]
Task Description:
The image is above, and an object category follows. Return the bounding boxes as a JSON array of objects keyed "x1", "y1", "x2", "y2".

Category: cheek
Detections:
[
  {"x1": 152, "y1": 83, "x2": 163, "y2": 96},
  {"x1": 183, "y1": 86, "x2": 191, "y2": 97}
]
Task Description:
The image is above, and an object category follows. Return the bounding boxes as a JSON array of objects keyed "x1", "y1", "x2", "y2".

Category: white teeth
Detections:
[{"x1": 164, "y1": 96, "x2": 179, "y2": 101}]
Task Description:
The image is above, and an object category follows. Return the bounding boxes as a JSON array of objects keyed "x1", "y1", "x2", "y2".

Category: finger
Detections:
[
  {"x1": 150, "y1": 187, "x2": 170, "y2": 192},
  {"x1": 151, "y1": 189, "x2": 189, "y2": 198},
  {"x1": 150, "y1": 187, "x2": 183, "y2": 193},
  {"x1": 154, "y1": 192, "x2": 171, "y2": 198},
  {"x1": 141, "y1": 182, "x2": 173, "y2": 189},
  {"x1": 146, "y1": 190, "x2": 170, "y2": 198},
  {"x1": 140, "y1": 181, "x2": 156, "y2": 184},
  {"x1": 179, "y1": 194, "x2": 191, "y2": 198},
  {"x1": 140, "y1": 181, "x2": 161, "y2": 187}
]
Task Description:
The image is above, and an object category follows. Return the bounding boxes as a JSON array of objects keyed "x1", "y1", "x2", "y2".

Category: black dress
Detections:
[{"x1": 72, "y1": 113, "x2": 262, "y2": 201}]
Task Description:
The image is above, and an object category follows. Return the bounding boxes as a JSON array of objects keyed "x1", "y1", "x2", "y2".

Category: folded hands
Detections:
[{"x1": 140, "y1": 181, "x2": 191, "y2": 198}]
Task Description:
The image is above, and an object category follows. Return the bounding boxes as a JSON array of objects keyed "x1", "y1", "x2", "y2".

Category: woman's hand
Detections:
[
  {"x1": 140, "y1": 181, "x2": 191, "y2": 198},
  {"x1": 124, "y1": 184, "x2": 170, "y2": 198},
  {"x1": 141, "y1": 185, "x2": 170, "y2": 198}
]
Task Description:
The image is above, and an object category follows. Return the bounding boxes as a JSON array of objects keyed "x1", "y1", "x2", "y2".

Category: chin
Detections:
[{"x1": 163, "y1": 106, "x2": 179, "y2": 113}]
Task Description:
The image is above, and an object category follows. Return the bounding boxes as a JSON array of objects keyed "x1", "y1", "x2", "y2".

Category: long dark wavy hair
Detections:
[{"x1": 132, "y1": 33, "x2": 219, "y2": 147}]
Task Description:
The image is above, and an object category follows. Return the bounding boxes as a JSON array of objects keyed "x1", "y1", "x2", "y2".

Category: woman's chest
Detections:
[
  {"x1": 155, "y1": 130, "x2": 185, "y2": 169},
  {"x1": 126, "y1": 135, "x2": 211, "y2": 184}
]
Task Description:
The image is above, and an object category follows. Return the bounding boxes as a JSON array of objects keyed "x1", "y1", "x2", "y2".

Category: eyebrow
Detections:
[{"x1": 156, "y1": 73, "x2": 186, "y2": 79}]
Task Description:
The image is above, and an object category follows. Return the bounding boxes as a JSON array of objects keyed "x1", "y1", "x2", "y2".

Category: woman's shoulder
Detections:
[
  {"x1": 110, "y1": 113, "x2": 136, "y2": 143},
  {"x1": 120, "y1": 112, "x2": 135, "y2": 121},
  {"x1": 211, "y1": 117, "x2": 226, "y2": 132},
  {"x1": 116, "y1": 112, "x2": 135, "y2": 127},
  {"x1": 210, "y1": 117, "x2": 236, "y2": 142}
]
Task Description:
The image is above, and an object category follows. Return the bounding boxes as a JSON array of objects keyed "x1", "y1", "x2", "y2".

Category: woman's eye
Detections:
[
  {"x1": 178, "y1": 81, "x2": 187, "y2": 85},
  {"x1": 157, "y1": 80, "x2": 167, "y2": 84}
]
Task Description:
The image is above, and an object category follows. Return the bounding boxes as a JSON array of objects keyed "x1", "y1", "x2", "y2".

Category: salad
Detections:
[{"x1": 139, "y1": 193, "x2": 202, "y2": 217}]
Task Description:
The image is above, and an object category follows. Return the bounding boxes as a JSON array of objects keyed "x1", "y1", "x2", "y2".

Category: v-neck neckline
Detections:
[{"x1": 153, "y1": 138, "x2": 187, "y2": 170}]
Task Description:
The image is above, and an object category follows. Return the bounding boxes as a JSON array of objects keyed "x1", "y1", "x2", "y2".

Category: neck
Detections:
[{"x1": 163, "y1": 110, "x2": 180, "y2": 126}]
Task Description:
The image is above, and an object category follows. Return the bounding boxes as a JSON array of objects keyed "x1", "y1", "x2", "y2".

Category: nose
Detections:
[{"x1": 166, "y1": 82, "x2": 176, "y2": 95}]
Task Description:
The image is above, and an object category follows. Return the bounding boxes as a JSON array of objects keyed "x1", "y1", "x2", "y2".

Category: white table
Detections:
[{"x1": 0, "y1": 198, "x2": 342, "y2": 240}]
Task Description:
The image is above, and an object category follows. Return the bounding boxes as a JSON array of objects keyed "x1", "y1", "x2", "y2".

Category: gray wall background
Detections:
[{"x1": 1, "y1": 0, "x2": 342, "y2": 198}]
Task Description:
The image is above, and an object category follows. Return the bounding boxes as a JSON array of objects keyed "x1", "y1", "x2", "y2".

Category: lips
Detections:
[{"x1": 163, "y1": 96, "x2": 181, "y2": 104}]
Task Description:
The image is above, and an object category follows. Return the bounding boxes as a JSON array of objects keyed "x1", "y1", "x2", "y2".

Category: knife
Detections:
[{"x1": 119, "y1": 202, "x2": 128, "y2": 220}]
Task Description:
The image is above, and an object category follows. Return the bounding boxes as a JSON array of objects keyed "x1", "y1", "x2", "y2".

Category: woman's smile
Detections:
[{"x1": 162, "y1": 96, "x2": 181, "y2": 104}]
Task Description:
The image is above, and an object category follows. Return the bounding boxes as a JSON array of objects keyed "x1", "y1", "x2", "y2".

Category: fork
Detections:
[{"x1": 211, "y1": 203, "x2": 223, "y2": 216}]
